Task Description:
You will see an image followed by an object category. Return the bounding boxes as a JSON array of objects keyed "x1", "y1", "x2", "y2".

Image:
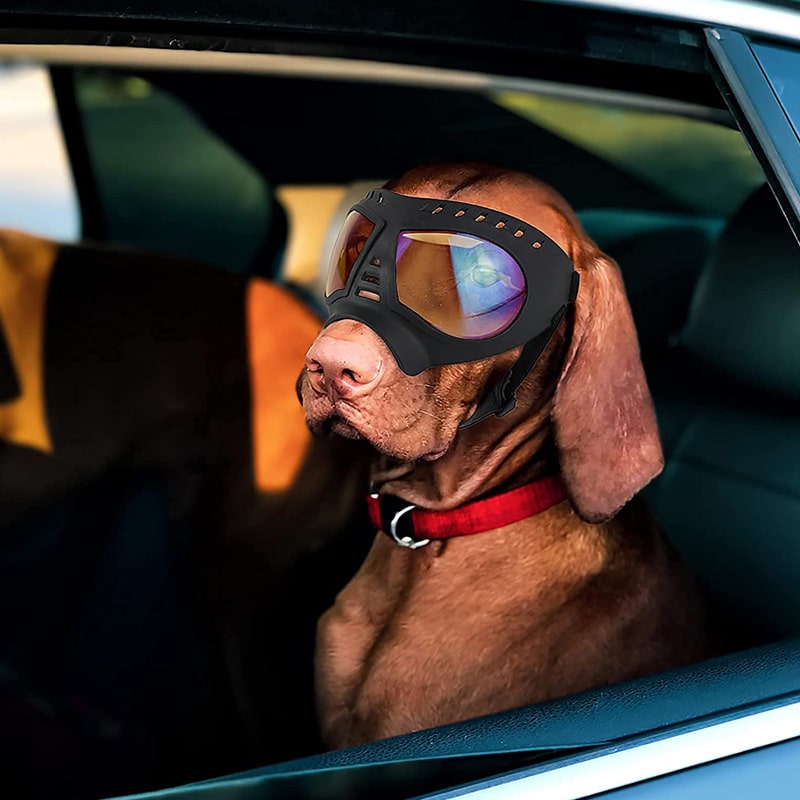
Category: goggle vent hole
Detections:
[
  {"x1": 495, "y1": 220, "x2": 506, "y2": 229},
  {"x1": 514, "y1": 228, "x2": 525, "y2": 238},
  {"x1": 455, "y1": 209, "x2": 466, "y2": 217},
  {"x1": 475, "y1": 214, "x2": 486, "y2": 222},
  {"x1": 357, "y1": 289, "x2": 380, "y2": 302},
  {"x1": 532, "y1": 241, "x2": 542, "y2": 249},
  {"x1": 432, "y1": 206, "x2": 444, "y2": 214}
]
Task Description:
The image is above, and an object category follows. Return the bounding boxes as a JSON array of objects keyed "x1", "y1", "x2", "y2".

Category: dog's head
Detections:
[{"x1": 298, "y1": 162, "x2": 662, "y2": 523}]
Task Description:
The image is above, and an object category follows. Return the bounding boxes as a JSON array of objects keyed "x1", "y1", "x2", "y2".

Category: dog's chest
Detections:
[{"x1": 314, "y1": 527, "x2": 605, "y2": 748}]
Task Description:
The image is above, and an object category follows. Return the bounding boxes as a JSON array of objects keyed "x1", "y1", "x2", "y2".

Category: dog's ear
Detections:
[{"x1": 552, "y1": 249, "x2": 663, "y2": 523}]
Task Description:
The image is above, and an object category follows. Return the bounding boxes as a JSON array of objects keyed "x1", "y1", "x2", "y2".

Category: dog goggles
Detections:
[{"x1": 323, "y1": 188, "x2": 579, "y2": 426}]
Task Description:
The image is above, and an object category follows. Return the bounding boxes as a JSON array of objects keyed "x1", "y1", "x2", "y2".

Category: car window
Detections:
[{"x1": 0, "y1": 63, "x2": 79, "y2": 240}]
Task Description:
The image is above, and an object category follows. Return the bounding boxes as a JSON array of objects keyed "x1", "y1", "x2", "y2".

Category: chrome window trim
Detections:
[
  {"x1": 0, "y1": 44, "x2": 728, "y2": 122},
  {"x1": 445, "y1": 699, "x2": 800, "y2": 799}
]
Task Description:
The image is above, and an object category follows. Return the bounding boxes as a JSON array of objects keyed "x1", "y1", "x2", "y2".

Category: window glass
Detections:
[
  {"x1": 751, "y1": 41, "x2": 800, "y2": 142},
  {"x1": 0, "y1": 63, "x2": 79, "y2": 241}
]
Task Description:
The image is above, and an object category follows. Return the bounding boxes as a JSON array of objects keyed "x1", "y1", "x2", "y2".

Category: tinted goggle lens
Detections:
[
  {"x1": 325, "y1": 215, "x2": 526, "y2": 340},
  {"x1": 325, "y1": 211, "x2": 375, "y2": 296},
  {"x1": 395, "y1": 231, "x2": 525, "y2": 339}
]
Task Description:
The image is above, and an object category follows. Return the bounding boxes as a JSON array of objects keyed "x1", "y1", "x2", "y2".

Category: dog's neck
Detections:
[{"x1": 371, "y1": 343, "x2": 564, "y2": 511}]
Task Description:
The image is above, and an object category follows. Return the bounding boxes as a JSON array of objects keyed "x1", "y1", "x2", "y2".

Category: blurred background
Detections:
[{"x1": 0, "y1": 62, "x2": 79, "y2": 241}]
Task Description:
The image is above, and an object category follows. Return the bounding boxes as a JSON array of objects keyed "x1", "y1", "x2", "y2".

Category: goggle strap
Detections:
[{"x1": 458, "y1": 301, "x2": 573, "y2": 430}]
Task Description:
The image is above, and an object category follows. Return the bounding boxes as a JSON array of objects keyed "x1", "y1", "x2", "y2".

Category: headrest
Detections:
[{"x1": 679, "y1": 184, "x2": 800, "y2": 400}]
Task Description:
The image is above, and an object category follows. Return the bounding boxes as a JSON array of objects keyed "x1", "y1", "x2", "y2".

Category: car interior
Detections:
[{"x1": 1, "y1": 42, "x2": 799, "y2": 799}]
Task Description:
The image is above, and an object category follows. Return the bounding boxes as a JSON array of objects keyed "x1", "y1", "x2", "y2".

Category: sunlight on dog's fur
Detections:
[{"x1": 298, "y1": 161, "x2": 715, "y2": 749}]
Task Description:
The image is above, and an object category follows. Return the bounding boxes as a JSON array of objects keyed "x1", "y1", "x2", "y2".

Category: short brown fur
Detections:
[{"x1": 298, "y1": 162, "x2": 713, "y2": 749}]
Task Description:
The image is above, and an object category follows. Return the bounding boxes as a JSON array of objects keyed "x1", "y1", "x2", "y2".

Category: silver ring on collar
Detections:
[{"x1": 389, "y1": 504, "x2": 430, "y2": 549}]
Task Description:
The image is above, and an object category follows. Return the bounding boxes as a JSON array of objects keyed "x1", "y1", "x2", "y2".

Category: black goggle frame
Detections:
[{"x1": 324, "y1": 188, "x2": 579, "y2": 426}]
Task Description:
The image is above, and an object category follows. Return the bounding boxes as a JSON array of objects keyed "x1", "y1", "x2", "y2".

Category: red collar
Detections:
[{"x1": 367, "y1": 474, "x2": 568, "y2": 549}]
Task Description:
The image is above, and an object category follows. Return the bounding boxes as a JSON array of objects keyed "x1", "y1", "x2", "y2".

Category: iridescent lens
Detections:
[
  {"x1": 325, "y1": 211, "x2": 376, "y2": 296},
  {"x1": 395, "y1": 231, "x2": 525, "y2": 339}
]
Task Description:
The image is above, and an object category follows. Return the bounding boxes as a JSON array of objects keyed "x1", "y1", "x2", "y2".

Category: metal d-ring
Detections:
[{"x1": 389, "y1": 504, "x2": 430, "y2": 549}]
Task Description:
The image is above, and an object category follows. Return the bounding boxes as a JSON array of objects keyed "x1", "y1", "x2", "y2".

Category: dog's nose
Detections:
[{"x1": 305, "y1": 332, "x2": 383, "y2": 400}]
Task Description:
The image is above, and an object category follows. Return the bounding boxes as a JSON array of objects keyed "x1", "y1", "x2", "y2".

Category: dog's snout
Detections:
[{"x1": 305, "y1": 332, "x2": 383, "y2": 400}]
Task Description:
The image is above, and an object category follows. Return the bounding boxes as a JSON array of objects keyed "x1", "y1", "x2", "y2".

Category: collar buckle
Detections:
[
  {"x1": 371, "y1": 491, "x2": 431, "y2": 549},
  {"x1": 389, "y1": 503, "x2": 430, "y2": 549}
]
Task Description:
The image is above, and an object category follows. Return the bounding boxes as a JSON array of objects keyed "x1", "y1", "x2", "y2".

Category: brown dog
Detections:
[{"x1": 298, "y1": 162, "x2": 713, "y2": 750}]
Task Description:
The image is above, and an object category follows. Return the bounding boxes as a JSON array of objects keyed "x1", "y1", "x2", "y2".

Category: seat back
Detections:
[
  {"x1": 72, "y1": 70, "x2": 286, "y2": 279},
  {"x1": 644, "y1": 185, "x2": 800, "y2": 641},
  {"x1": 578, "y1": 208, "x2": 724, "y2": 356},
  {"x1": 0, "y1": 232, "x2": 261, "y2": 796}
]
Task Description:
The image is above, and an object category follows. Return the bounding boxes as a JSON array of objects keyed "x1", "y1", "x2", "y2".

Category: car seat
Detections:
[
  {"x1": 59, "y1": 67, "x2": 288, "y2": 281},
  {"x1": 0, "y1": 475, "x2": 211, "y2": 799},
  {"x1": 643, "y1": 183, "x2": 800, "y2": 643},
  {"x1": 0, "y1": 233, "x2": 306, "y2": 798},
  {"x1": 578, "y1": 208, "x2": 725, "y2": 357}
]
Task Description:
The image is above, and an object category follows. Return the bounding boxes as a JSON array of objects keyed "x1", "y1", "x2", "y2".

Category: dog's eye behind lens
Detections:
[
  {"x1": 396, "y1": 230, "x2": 527, "y2": 339},
  {"x1": 471, "y1": 264, "x2": 500, "y2": 287}
]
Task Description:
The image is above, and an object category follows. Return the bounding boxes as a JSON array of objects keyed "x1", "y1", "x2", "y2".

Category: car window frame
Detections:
[
  {"x1": 4, "y1": 9, "x2": 800, "y2": 800},
  {"x1": 706, "y1": 26, "x2": 800, "y2": 246}
]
